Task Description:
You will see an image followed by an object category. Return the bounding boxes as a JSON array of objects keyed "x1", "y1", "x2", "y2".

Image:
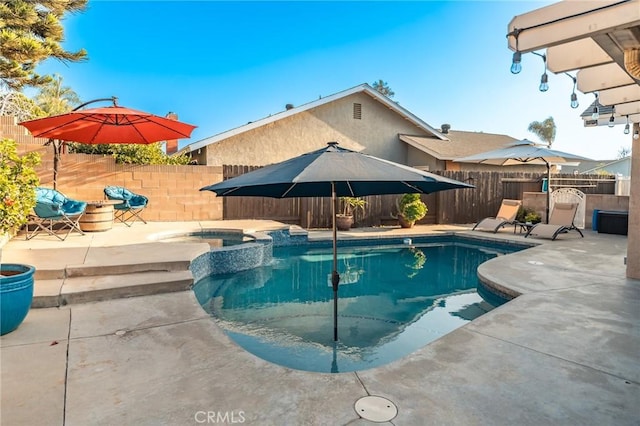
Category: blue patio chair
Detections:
[
  {"x1": 103, "y1": 186, "x2": 148, "y2": 226},
  {"x1": 26, "y1": 187, "x2": 87, "y2": 241}
]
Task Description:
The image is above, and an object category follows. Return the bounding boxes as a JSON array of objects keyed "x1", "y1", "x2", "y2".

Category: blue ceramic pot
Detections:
[{"x1": 1, "y1": 264, "x2": 35, "y2": 335}]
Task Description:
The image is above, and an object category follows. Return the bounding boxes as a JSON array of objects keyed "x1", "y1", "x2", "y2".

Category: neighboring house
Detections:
[
  {"x1": 560, "y1": 157, "x2": 632, "y2": 176},
  {"x1": 400, "y1": 131, "x2": 544, "y2": 172},
  {"x1": 179, "y1": 83, "x2": 543, "y2": 172}
]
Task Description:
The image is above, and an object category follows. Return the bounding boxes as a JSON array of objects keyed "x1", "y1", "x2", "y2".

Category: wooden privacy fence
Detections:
[{"x1": 222, "y1": 166, "x2": 615, "y2": 228}]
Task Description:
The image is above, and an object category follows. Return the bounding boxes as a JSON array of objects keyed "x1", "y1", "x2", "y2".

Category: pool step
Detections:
[
  {"x1": 33, "y1": 270, "x2": 194, "y2": 308},
  {"x1": 65, "y1": 260, "x2": 192, "y2": 278}
]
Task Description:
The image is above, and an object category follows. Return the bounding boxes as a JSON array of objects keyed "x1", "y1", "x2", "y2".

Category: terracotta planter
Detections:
[
  {"x1": 336, "y1": 215, "x2": 353, "y2": 231},
  {"x1": 1, "y1": 264, "x2": 35, "y2": 335},
  {"x1": 398, "y1": 215, "x2": 415, "y2": 228}
]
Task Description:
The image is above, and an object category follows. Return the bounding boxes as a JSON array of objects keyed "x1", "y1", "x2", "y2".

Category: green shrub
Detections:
[
  {"x1": 398, "y1": 193, "x2": 428, "y2": 223},
  {"x1": 516, "y1": 206, "x2": 542, "y2": 224},
  {"x1": 69, "y1": 142, "x2": 191, "y2": 165},
  {"x1": 0, "y1": 139, "x2": 40, "y2": 236}
]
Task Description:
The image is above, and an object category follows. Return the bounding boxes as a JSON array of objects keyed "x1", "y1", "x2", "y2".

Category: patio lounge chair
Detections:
[
  {"x1": 525, "y1": 202, "x2": 584, "y2": 240},
  {"x1": 103, "y1": 186, "x2": 148, "y2": 226},
  {"x1": 25, "y1": 187, "x2": 87, "y2": 241},
  {"x1": 472, "y1": 199, "x2": 522, "y2": 233}
]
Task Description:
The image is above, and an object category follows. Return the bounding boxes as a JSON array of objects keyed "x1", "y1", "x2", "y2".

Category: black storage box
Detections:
[{"x1": 597, "y1": 210, "x2": 629, "y2": 235}]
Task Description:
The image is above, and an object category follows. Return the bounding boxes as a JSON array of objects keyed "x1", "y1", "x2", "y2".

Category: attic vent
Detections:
[
  {"x1": 441, "y1": 124, "x2": 451, "y2": 134},
  {"x1": 285, "y1": 103, "x2": 294, "y2": 110},
  {"x1": 353, "y1": 103, "x2": 362, "y2": 120}
]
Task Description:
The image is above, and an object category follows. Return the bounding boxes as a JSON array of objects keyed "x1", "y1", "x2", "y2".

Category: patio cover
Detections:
[{"x1": 507, "y1": 0, "x2": 640, "y2": 279}]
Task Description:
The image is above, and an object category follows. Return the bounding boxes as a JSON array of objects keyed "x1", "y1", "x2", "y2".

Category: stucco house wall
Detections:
[
  {"x1": 407, "y1": 144, "x2": 445, "y2": 171},
  {"x1": 204, "y1": 92, "x2": 428, "y2": 167}
]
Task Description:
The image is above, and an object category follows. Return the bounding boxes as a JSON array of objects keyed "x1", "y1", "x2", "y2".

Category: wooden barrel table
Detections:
[{"x1": 80, "y1": 202, "x2": 116, "y2": 232}]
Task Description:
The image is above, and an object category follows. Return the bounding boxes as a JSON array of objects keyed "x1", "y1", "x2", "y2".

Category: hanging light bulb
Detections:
[
  {"x1": 565, "y1": 73, "x2": 579, "y2": 108},
  {"x1": 634, "y1": 128, "x2": 639, "y2": 140},
  {"x1": 608, "y1": 106, "x2": 615, "y2": 128},
  {"x1": 570, "y1": 92, "x2": 579, "y2": 108},
  {"x1": 509, "y1": 29, "x2": 522, "y2": 74},
  {"x1": 624, "y1": 116, "x2": 630, "y2": 134},
  {"x1": 511, "y1": 51, "x2": 522, "y2": 74},
  {"x1": 592, "y1": 93, "x2": 600, "y2": 120},
  {"x1": 539, "y1": 72, "x2": 549, "y2": 92}
]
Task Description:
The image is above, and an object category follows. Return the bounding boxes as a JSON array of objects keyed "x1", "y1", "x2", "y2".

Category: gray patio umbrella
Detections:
[
  {"x1": 200, "y1": 141, "x2": 474, "y2": 341},
  {"x1": 455, "y1": 139, "x2": 592, "y2": 223}
]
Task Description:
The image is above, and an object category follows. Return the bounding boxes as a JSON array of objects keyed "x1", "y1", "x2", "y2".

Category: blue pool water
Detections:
[{"x1": 193, "y1": 239, "x2": 521, "y2": 373}]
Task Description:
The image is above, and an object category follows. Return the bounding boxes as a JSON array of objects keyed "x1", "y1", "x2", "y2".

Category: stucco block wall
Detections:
[
  {"x1": 204, "y1": 92, "x2": 429, "y2": 167},
  {"x1": 523, "y1": 192, "x2": 630, "y2": 229},
  {"x1": 35, "y1": 153, "x2": 223, "y2": 222},
  {"x1": 2, "y1": 115, "x2": 223, "y2": 222}
]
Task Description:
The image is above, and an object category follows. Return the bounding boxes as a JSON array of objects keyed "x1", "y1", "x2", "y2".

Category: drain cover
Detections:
[{"x1": 354, "y1": 395, "x2": 398, "y2": 422}]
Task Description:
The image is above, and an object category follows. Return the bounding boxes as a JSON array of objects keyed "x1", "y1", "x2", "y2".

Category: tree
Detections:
[
  {"x1": 527, "y1": 117, "x2": 556, "y2": 147},
  {"x1": 0, "y1": 91, "x2": 45, "y2": 121},
  {"x1": 0, "y1": 1, "x2": 88, "y2": 91},
  {"x1": 372, "y1": 79, "x2": 395, "y2": 98},
  {"x1": 34, "y1": 74, "x2": 80, "y2": 115},
  {"x1": 69, "y1": 142, "x2": 191, "y2": 165},
  {"x1": 30, "y1": 75, "x2": 81, "y2": 189}
]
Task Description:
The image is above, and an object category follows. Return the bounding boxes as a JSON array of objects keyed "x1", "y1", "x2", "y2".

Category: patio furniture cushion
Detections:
[
  {"x1": 472, "y1": 199, "x2": 522, "y2": 233},
  {"x1": 525, "y1": 202, "x2": 584, "y2": 240},
  {"x1": 104, "y1": 186, "x2": 148, "y2": 226},
  {"x1": 26, "y1": 188, "x2": 87, "y2": 241}
]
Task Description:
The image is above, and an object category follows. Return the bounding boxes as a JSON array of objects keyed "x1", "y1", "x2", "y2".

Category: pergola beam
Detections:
[
  {"x1": 599, "y1": 85, "x2": 640, "y2": 106},
  {"x1": 614, "y1": 101, "x2": 640, "y2": 115},
  {"x1": 547, "y1": 39, "x2": 613, "y2": 73},
  {"x1": 577, "y1": 63, "x2": 636, "y2": 92},
  {"x1": 508, "y1": 0, "x2": 640, "y2": 53}
]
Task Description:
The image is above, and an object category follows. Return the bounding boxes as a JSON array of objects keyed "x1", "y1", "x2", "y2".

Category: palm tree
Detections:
[
  {"x1": 33, "y1": 74, "x2": 81, "y2": 189},
  {"x1": 528, "y1": 117, "x2": 556, "y2": 148},
  {"x1": 35, "y1": 74, "x2": 80, "y2": 115}
]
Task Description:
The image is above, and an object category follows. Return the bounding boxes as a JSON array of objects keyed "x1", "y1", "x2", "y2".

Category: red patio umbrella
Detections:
[
  {"x1": 19, "y1": 97, "x2": 197, "y2": 188},
  {"x1": 20, "y1": 105, "x2": 196, "y2": 144}
]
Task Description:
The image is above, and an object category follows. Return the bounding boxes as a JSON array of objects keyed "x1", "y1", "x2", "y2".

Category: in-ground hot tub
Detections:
[{"x1": 154, "y1": 229, "x2": 256, "y2": 248}]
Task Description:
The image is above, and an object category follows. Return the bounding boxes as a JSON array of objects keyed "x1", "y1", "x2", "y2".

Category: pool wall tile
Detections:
[{"x1": 268, "y1": 230, "x2": 308, "y2": 247}]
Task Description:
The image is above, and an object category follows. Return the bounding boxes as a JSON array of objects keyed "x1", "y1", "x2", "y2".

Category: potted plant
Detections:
[
  {"x1": 1, "y1": 264, "x2": 36, "y2": 335},
  {"x1": 1, "y1": 139, "x2": 40, "y2": 335},
  {"x1": 336, "y1": 197, "x2": 366, "y2": 231},
  {"x1": 397, "y1": 194, "x2": 428, "y2": 228},
  {"x1": 516, "y1": 206, "x2": 542, "y2": 224}
]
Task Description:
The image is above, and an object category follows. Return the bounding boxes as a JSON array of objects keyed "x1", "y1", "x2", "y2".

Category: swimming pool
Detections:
[{"x1": 193, "y1": 237, "x2": 525, "y2": 373}]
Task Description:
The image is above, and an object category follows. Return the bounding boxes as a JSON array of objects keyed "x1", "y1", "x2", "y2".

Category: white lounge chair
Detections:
[
  {"x1": 472, "y1": 199, "x2": 522, "y2": 233},
  {"x1": 525, "y1": 202, "x2": 584, "y2": 240}
]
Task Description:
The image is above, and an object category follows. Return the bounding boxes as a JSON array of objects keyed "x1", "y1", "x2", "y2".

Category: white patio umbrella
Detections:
[{"x1": 455, "y1": 139, "x2": 592, "y2": 223}]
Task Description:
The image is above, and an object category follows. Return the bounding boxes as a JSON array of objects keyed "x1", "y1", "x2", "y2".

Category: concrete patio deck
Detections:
[{"x1": 1, "y1": 220, "x2": 638, "y2": 425}]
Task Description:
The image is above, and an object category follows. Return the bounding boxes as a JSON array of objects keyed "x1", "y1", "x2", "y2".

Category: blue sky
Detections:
[{"x1": 36, "y1": 0, "x2": 632, "y2": 160}]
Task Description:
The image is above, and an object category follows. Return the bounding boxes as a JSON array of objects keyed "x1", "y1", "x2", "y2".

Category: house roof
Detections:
[
  {"x1": 178, "y1": 83, "x2": 448, "y2": 154},
  {"x1": 560, "y1": 157, "x2": 632, "y2": 175},
  {"x1": 400, "y1": 131, "x2": 519, "y2": 160}
]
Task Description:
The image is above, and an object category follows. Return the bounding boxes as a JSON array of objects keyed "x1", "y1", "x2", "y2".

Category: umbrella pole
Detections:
[
  {"x1": 53, "y1": 140, "x2": 60, "y2": 191},
  {"x1": 546, "y1": 162, "x2": 551, "y2": 223},
  {"x1": 331, "y1": 182, "x2": 340, "y2": 342}
]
